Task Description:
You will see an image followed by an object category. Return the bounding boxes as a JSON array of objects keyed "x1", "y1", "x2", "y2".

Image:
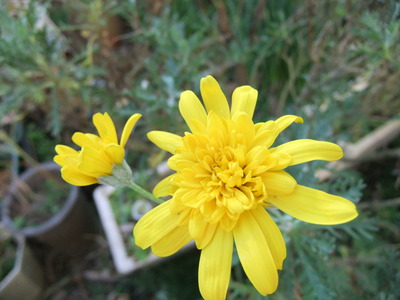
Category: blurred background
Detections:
[{"x1": 0, "y1": 0, "x2": 399, "y2": 299}]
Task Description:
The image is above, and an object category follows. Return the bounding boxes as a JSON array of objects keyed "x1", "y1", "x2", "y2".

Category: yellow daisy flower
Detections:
[
  {"x1": 134, "y1": 76, "x2": 358, "y2": 299},
  {"x1": 54, "y1": 112, "x2": 141, "y2": 186}
]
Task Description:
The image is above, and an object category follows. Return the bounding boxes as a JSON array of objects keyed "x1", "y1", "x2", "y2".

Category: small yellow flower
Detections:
[
  {"x1": 54, "y1": 112, "x2": 141, "y2": 186},
  {"x1": 134, "y1": 76, "x2": 358, "y2": 299}
]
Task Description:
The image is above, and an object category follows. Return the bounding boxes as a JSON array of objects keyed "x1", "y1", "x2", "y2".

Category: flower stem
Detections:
[{"x1": 128, "y1": 180, "x2": 163, "y2": 204}]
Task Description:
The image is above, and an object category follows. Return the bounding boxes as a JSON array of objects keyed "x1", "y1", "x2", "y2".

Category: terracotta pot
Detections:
[
  {"x1": 0, "y1": 231, "x2": 44, "y2": 300},
  {"x1": 2, "y1": 162, "x2": 100, "y2": 258}
]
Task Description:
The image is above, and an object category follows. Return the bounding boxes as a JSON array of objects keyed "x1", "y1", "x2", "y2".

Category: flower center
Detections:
[
  {"x1": 206, "y1": 146, "x2": 266, "y2": 214},
  {"x1": 212, "y1": 148, "x2": 244, "y2": 188},
  {"x1": 172, "y1": 128, "x2": 268, "y2": 231}
]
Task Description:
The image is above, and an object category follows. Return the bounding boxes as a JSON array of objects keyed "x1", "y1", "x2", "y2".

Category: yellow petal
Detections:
[
  {"x1": 133, "y1": 201, "x2": 179, "y2": 249},
  {"x1": 252, "y1": 121, "x2": 277, "y2": 148},
  {"x1": 147, "y1": 131, "x2": 183, "y2": 154},
  {"x1": 120, "y1": 113, "x2": 141, "y2": 148},
  {"x1": 198, "y1": 226, "x2": 233, "y2": 300},
  {"x1": 153, "y1": 174, "x2": 175, "y2": 197},
  {"x1": 104, "y1": 144, "x2": 125, "y2": 164},
  {"x1": 62, "y1": 154, "x2": 80, "y2": 167},
  {"x1": 233, "y1": 211, "x2": 278, "y2": 295},
  {"x1": 267, "y1": 152, "x2": 293, "y2": 171},
  {"x1": 269, "y1": 185, "x2": 358, "y2": 225},
  {"x1": 245, "y1": 146, "x2": 270, "y2": 175},
  {"x1": 93, "y1": 112, "x2": 118, "y2": 144},
  {"x1": 189, "y1": 211, "x2": 217, "y2": 249},
  {"x1": 233, "y1": 112, "x2": 255, "y2": 147},
  {"x1": 54, "y1": 153, "x2": 80, "y2": 168},
  {"x1": 207, "y1": 112, "x2": 229, "y2": 147},
  {"x1": 198, "y1": 222, "x2": 218, "y2": 249},
  {"x1": 227, "y1": 191, "x2": 246, "y2": 214},
  {"x1": 79, "y1": 147, "x2": 112, "y2": 176},
  {"x1": 231, "y1": 85, "x2": 258, "y2": 119},
  {"x1": 179, "y1": 90, "x2": 208, "y2": 133},
  {"x1": 250, "y1": 207, "x2": 286, "y2": 269},
  {"x1": 274, "y1": 115, "x2": 303, "y2": 134},
  {"x1": 189, "y1": 119, "x2": 208, "y2": 135},
  {"x1": 55, "y1": 145, "x2": 78, "y2": 156},
  {"x1": 270, "y1": 139, "x2": 343, "y2": 166},
  {"x1": 179, "y1": 188, "x2": 205, "y2": 208},
  {"x1": 263, "y1": 170, "x2": 297, "y2": 196},
  {"x1": 54, "y1": 155, "x2": 67, "y2": 167},
  {"x1": 200, "y1": 75, "x2": 230, "y2": 119},
  {"x1": 61, "y1": 166, "x2": 98, "y2": 186},
  {"x1": 151, "y1": 225, "x2": 191, "y2": 257},
  {"x1": 219, "y1": 214, "x2": 239, "y2": 232},
  {"x1": 72, "y1": 132, "x2": 100, "y2": 148}
]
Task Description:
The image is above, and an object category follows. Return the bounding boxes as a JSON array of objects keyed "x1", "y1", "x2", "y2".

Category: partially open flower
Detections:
[{"x1": 54, "y1": 112, "x2": 141, "y2": 186}]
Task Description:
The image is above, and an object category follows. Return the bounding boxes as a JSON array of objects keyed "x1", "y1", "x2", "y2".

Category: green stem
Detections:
[{"x1": 128, "y1": 180, "x2": 163, "y2": 204}]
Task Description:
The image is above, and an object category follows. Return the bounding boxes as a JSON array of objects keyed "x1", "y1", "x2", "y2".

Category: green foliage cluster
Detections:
[{"x1": 0, "y1": 0, "x2": 399, "y2": 299}]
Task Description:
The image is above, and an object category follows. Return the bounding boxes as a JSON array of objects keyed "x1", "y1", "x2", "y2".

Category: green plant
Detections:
[{"x1": 0, "y1": 1, "x2": 111, "y2": 136}]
